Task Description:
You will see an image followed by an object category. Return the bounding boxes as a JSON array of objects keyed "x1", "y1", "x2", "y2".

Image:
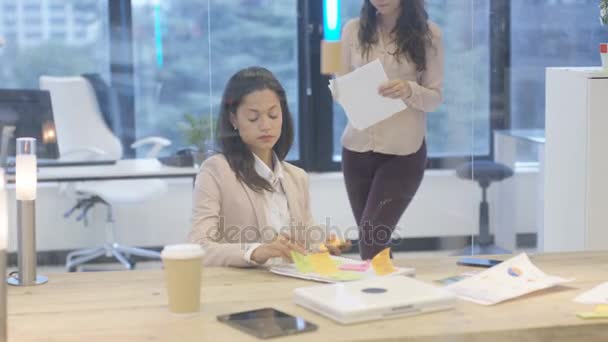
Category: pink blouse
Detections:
[{"x1": 339, "y1": 18, "x2": 444, "y2": 155}]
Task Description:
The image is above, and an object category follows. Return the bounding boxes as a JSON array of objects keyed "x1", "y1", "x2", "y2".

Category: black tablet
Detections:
[{"x1": 217, "y1": 308, "x2": 317, "y2": 339}]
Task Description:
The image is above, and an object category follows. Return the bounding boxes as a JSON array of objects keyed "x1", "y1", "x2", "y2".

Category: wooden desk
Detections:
[{"x1": 8, "y1": 252, "x2": 608, "y2": 341}]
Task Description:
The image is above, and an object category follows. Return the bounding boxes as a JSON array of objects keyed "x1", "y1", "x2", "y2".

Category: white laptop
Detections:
[{"x1": 294, "y1": 275, "x2": 456, "y2": 324}]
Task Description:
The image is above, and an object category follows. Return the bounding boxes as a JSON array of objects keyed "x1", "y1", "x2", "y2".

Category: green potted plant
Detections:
[{"x1": 178, "y1": 113, "x2": 214, "y2": 166}]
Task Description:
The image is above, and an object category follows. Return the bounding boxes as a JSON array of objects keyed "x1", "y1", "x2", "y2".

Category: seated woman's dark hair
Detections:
[{"x1": 216, "y1": 66, "x2": 294, "y2": 193}]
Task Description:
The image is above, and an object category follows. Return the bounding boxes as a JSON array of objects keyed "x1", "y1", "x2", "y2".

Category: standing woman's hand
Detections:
[{"x1": 378, "y1": 80, "x2": 412, "y2": 99}]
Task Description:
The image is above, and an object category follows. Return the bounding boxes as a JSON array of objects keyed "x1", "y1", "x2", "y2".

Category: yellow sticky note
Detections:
[
  {"x1": 576, "y1": 304, "x2": 608, "y2": 319},
  {"x1": 329, "y1": 271, "x2": 364, "y2": 281},
  {"x1": 371, "y1": 248, "x2": 396, "y2": 276},
  {"x1": 309, "y1": 252, "x2": 339, "y2": 276},
  {"x1": 291, "y1": 251, "x2": 313, "y2": 273},
  {"x1": 318, "y1": 235, "x2": 344, "y2": 253},
  {"x1": 595, "y1": 305, "x2": 608, "y2": 313},
  {"x1": 576, "y1": 311, "x2": 608, "y2": 319}
]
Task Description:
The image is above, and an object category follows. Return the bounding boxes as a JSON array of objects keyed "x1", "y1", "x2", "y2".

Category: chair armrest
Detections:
[
  {"x1": 61, "y1": 147, "x2": 111, "y2": 160},
  {"x1": 131, "y1": 136, "x2": 172, "y2": 158}
]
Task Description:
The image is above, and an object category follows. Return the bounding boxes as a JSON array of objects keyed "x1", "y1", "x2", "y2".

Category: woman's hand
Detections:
[
  {"x1": 250, "y1": 236, "x2": 307, "y2": 265},
  {"x1": 320, "y1": 235, "x2": 352, "y2": 256},
  {"x1": 378, "y1": 80, "x2": 412, "y2": 99}
]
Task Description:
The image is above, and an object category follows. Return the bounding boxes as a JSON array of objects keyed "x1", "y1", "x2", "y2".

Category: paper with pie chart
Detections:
[{"x1": 446, "y1": 253, "x2": 573, "y2": 305}]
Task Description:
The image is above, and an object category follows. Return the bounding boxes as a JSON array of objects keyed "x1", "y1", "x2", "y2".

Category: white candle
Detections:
[
  {"x1": 15, "y1": 154, "x2": 36, "y2": 201},
  {"x1": 15, "y1": 138, "x2": 37, "y2": 201}
]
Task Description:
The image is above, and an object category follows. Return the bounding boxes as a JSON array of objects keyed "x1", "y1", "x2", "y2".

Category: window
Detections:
[
  {"x1": 332, "y1": 0, "x2": 491, "y2": 162},
  {"x1": 25, "y1": 32, "x2": 42, "y2": 40},
  {"x1": 50, "y1": 31, "x2": 66, "y2": 40},
  {"x1": 25, "y1": 17, "x2": 41, "y2": 26},
  {"x1": 509, "y1": 0, "x2": 606, "y2": 130},
  {"x1": 24, "y1": 3, "x2": 40, "y2": 12},
  {"x1": 131, "y1": 0, "x2": 300, "y2": 158},
  {"x1": 3, "y1": 4, "x2": 16, "y2": 12},
  {"x1": 0, "y1": 1, "x2": 108, "y2": 89},
  {"x1": 74, "y1": 30, "x2": 87, "y2": 39},
  {"x1": 50, "y1": 4, "x2": 65, "y2": 13},
  {"x1": 50, "y1": 17, "x2": 66, "y2": 26}
]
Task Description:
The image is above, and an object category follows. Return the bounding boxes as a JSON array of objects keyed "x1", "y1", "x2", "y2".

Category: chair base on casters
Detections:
[{"x1": 66, "y1": 243, "x2": 161, "y2": 272}]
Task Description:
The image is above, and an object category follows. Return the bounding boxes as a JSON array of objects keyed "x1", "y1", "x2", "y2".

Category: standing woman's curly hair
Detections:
[{"x1": 359, "y1": 0, "x2": 433, "y2": 72}]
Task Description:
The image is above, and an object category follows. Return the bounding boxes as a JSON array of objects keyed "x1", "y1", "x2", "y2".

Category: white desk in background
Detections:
[
  {"x1": 545, "y1": 67, "x2": 608, "y2": 252},
  {"x1": 6, "y1": 158, "x2": 199, "y2": 183},
  {"x1": 493, "y1": 129, "x2": 545, "y2": 252}
]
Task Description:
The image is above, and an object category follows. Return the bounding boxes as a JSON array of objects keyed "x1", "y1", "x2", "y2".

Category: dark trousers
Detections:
[{"x1": 342, "y1": 142, "x2": 427, "y2": 260}]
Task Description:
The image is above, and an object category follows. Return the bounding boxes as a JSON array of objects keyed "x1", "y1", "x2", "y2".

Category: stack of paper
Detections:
[
  {"x1": 446, "y1": 253, "x2": 572, "y2": 305},
  {"x1": 329, "y1": 59, "x2": 407, "y2": 130}
]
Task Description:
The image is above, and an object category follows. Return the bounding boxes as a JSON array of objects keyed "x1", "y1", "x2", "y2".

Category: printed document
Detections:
[
  {"x1": 446, "y1": 253, "x2": 572, "y2": 305},
  {"x1": 574, "y1": 282, "x2": 608, "y2": 304},
  {"x1": 329, "y1": 59, "x2": 407, "y2": 130}
]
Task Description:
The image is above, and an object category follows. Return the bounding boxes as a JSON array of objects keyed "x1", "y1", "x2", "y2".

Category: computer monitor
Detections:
[{"x1": 0, "y1": 89, "x2": 59, "y2": 164}]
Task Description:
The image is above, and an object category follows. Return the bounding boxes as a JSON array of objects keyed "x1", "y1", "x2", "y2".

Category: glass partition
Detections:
[
  {"x1": 0, "y1": 0, "x2": 109, "y2": 88},
  {"x1": 2, "y1": 0, "x2": 607, "y2": 272},
  {"x1": 494, "y1": 0, "x2": 607, "y2": 254},
  {"x1": 132, "y1": 0, "x2": 299, "y2": 158}
]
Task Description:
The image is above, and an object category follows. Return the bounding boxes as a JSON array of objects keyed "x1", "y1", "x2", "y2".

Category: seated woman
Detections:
[{"x1": 189, "y1": 67, "x2": 348, "y2": 267}]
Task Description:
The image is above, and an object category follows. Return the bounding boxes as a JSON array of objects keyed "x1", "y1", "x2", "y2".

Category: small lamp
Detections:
[
  {"x1": 321, "y1": 0, "x2": 342, "y2": 75},
  {"x1": 0, "y1": 169, "x2": 8, "y2": 341},
  {"x1": 8, "y1": 138, "x2": 47, "y2": 286}
]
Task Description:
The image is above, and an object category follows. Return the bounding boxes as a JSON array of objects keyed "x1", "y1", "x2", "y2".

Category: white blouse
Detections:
[{"x1": 243, "y1": 153, "x2": 292, "y2": 264}]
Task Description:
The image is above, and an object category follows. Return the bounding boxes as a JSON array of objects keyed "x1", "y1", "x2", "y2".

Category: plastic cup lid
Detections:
[{"x1": 161, "y1": 244, "x2": 205, "y2": 259}]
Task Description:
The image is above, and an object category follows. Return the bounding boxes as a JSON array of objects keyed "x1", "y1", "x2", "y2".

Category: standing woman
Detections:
[{"x1": 339, "y1": 0, "x2": 444, "y2": 260}]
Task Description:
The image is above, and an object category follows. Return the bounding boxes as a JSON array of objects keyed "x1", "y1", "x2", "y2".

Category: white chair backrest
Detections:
[{"x1": 39, "y1": 76, "x2": 123, "y2": 160}]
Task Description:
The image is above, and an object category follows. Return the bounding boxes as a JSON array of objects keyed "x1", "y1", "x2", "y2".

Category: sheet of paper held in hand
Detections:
[
  {"x1": 329, "y1": 58, "x2": 407, "y2": 130},
  {"x1": 446, "y1": 253, "x2": 572, "y2": 305}
]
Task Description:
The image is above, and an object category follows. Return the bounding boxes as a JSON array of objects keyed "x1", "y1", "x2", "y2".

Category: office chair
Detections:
[
  {"x1": 40, "y1": 75, "x2": 171, "y2": 271},
  {"x1": 455, "y1": 160, "x2": 514, "y2": 255}
]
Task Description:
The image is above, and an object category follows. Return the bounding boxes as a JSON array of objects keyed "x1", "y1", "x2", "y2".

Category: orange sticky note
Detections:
[
  {"x1": 309, "y1": 252, "x2": 339, "y2": 276},
  {"x1": 371, "y1": 248, "x2": 396, "y2": 276}
]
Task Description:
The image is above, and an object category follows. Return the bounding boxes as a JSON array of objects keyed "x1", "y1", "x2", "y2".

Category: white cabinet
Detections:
[{"x1": 544, "y1": 67, "x2": 608, "y2": 252}]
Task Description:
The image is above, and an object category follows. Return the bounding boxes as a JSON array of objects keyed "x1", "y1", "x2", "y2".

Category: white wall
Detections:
[
  {"x1": 308, "y1": 169, "x2": 541, "y2": 241},
  {"x1": 6, "y1": 169, "x2": 542, "y2": 252}
]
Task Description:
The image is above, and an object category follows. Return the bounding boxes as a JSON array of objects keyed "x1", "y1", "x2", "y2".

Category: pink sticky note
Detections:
[{"x1": 338, "y1": 260, "x2": 370, "y2": 272}]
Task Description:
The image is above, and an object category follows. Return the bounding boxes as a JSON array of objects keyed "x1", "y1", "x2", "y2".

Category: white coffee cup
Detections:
[{"x1": 161, "y1": 244, "x2": 205, "y2": 314}]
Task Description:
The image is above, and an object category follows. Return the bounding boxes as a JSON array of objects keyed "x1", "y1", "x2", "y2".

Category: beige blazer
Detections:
[{"x1": 188, "y1": 154, "x2": 317, "y2": 267}]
